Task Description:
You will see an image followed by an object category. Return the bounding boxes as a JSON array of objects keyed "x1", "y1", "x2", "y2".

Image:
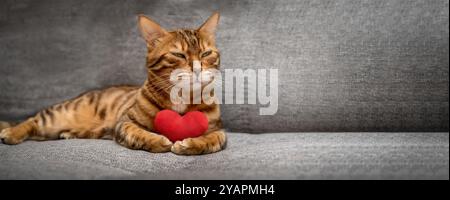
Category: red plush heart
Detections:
[{"x1": 154, "y1": 109, "x2": 208, "y2": 142}]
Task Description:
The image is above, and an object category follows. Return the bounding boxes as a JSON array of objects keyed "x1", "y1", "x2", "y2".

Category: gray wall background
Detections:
[{"x1": 0, "y1": 0, "x2": 448, "y2": 132}]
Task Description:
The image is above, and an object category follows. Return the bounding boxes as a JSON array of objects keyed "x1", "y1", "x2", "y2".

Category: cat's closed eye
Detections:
[
  {"x1": 170, "y1": 52, "x2": 186, "y2": 59},
  {"x1": 201, "y1": 50, "x2": 212, "y2": 58}
]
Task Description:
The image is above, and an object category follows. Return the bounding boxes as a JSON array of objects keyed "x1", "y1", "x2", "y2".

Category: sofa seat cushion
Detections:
[{"x1": 0, "y1": 132, "x2": 448, "y2": 179}]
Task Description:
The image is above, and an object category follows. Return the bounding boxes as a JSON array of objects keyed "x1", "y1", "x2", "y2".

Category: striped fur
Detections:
[{"x1": 0, "y1": 13, "x2": 225, "y2": 155}]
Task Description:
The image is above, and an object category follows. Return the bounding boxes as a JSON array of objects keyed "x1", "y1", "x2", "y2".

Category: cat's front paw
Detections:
[
  {"x1": 143, "y1": 135, "x2": 173, "y2": 153},
  {"x1": 171, "y1": 139, "x2": 197, "y2": 155},
  {"x1": 0, "y1": 128, "x2": 24, "y2": 145},
  {"x1": 171, "y1": 136, "x2": 224, "y2": 155}
]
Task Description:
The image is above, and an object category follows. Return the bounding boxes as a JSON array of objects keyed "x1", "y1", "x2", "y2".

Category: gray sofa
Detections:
[{"x1": 0, "y1": 0, "x2": 448, "y2": 179}]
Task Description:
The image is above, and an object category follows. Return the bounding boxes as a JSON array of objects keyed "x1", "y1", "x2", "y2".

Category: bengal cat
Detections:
[{"x1": 0, "y1": 13, "x2": 226, "y2": 155}]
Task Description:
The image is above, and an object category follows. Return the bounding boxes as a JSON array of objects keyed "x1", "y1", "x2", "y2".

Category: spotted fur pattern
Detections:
[{"x1": 0, "y1": 13, "x2": 226, "y2": 155}]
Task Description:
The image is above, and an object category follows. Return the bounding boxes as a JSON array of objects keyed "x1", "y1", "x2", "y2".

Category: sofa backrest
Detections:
[{"x1": 0, "y1": 0, "x2": 448, "y2": 132}]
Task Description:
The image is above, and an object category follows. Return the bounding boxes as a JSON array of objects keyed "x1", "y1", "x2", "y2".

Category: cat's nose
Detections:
[
  {"x1": 192, "y1": 60, "x2": 202, "y2": 82},
  {"x1": 193, "y1": 60, "x2": 201, "y2": 74}
]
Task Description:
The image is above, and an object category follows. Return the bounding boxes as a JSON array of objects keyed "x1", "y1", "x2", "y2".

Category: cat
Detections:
[{"x1": 0, "y1": 12, "x2": 226, "y2": 155}]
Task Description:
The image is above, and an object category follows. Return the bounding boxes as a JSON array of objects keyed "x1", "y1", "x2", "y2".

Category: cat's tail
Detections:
[{"x1": 0, "y1": 121, "x2": 17, "y2": 131}]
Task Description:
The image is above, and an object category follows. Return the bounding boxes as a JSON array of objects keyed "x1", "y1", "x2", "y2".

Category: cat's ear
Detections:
[
  {"x1": 138, "y1": 15, "x2": 168, "y2": 44},
  {"x1": 198, "y1": 12, "x2": 220, "y2": 36}
]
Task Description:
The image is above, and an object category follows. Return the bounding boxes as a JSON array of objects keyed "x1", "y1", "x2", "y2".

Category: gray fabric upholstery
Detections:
[
  {"x1": 0, "y1": 0, "x2": 448, "y2": 180},
  {"x1": 0, "y1": 0, "x2": 448, "y2": 132},
  {"x1": 0, "y1": 132, "x2": 448, "y2": 180}
]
